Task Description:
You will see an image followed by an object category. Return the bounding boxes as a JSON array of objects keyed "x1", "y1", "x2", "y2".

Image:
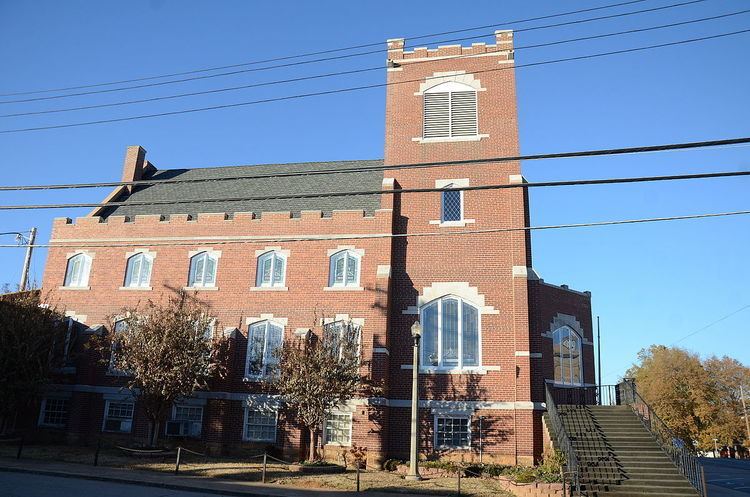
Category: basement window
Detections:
[
  {"x1": 102, "y1": 401, "x2": 134, "y2": 433},
  {"x1": 243, "y1": 408, "x2": 277, "y2": 442},
  {"x1": 38, "y1": 398, "x2": 69, "y2": 428},
  {"x1": 435, "y1": 415, "x2": 471, "y2": 449}
]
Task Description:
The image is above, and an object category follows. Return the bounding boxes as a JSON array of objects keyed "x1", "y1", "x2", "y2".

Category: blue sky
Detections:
[{"x1": 1, "y1": 0, "x2": 748, "y2": 380}]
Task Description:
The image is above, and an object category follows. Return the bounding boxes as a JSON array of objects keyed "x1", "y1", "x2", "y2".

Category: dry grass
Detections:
[{"x1": 0, "y1": 443, "x2": 514, "y2": 496}]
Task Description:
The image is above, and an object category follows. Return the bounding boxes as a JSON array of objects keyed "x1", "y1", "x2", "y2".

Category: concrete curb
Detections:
[{"x1": 0, "y1": 465, "x2": 272, "y2": 497}]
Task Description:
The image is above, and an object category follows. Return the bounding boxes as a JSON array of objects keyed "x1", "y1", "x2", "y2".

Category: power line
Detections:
[
  {"x1": 2, "y1": 28, "x2": 747, "y2": 135},
  {"x1": 5, "y1": 8, "x2": 746, "y2": 119},
  {"x1": 3, "y1": 209, "x2": 748, "y2": 249},
  {"x1": 2, "y1": 169, "x2": 749, "y2": 211},
  {"x1": 0, "y1": 0, "x2": 656, "y2": 97},
  {"x1": 2, "y1": 136, "x2": 748, "y2": 192},
  {"x1": 0, "y1": 0, "x2": 706, "y2": 105},
  {"x1": 671, "y1": 304, "x2": 750, "y2": 345}
]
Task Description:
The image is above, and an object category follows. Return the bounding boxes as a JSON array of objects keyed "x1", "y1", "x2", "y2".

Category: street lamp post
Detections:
[{"x1": 406, "y1": 321, "x2": 423, "y2": 481}]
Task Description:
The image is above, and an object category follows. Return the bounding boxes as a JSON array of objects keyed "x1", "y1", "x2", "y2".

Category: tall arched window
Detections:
[
  {"x1": 423, "y1": 81, "x2": 478, "y2": 139},
  {"x1": 124, "y1": 252, "x2": 153, "y2": 288},
  {"x1": 246, "y1": 320, "x2": 284, "y2": 378},
  {"x1": 328, "y1": 250, "x2": 360, "y2": 288},
  {"x1": 256, "y1": 251, "x2": 286, "y2": 288},
  {"x1": 188, "y1": 251, "x2": 218, "y2": 287},
  {"x1": 63, "y1": 253, "x2": 92, "y2": 287},
  {"x1": 420, "y1": 296, "x2": 480, "y2": 369},
  {"x1": 553, "y1": 326, "x2": 583, "y2": 385}
]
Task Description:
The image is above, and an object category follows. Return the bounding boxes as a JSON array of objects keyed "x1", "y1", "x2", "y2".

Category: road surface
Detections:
[{"x1": 701, "y1": 458, "x2": 750, "y2": 497}]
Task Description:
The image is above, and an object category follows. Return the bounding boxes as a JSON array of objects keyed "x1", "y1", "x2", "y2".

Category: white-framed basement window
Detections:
[
  {"x1": 324, "y1": 412, "x2": 352, "y2": 446},
  {"x1": 256, "y1": 251, "x2": 286, "y2": 288},
  {"x1": 63, "y1": 253, "x2": 92, "y2": 287},
  {"x1": 188, "y1": 251, "x2": 218, "y2": 288},
  {"x1": 553, "y1": 325, "x2": 583, "y2": 386},
  {"x1": 420, "y1": 296, "x2": 481, "y2": 369},
  {"x1": 423, "y1": 81, "x2": 478, "y2": 139},
  {"x1": 243, "y1": 408, "x2": 277, "y2": 442},
  {"x1": 165, "y1": 405, "x2": 203, "y2": 438},
  {"x1": 328, "y1": 250, "x2": 361, "y2": 288},
  {"x1": 38, "y1": 398, "x2": 70, "y2": 428},
  {"x1": 124, "y1": 252, "x2": 153, "y2": 288},
  {"x1": 435, "y1": 415, "x2": 471, "y2": 449},
  {"x1": 245, "y1": 320, "x2": 284, "y2": 379},
  {"x1": 102, "y1": 400, "x2": 134, "y2": 433}
]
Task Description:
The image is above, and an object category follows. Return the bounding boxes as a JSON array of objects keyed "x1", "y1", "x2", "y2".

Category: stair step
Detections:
[{"x1": 580, "y1": 489, "x2": 698, "y2": 497}]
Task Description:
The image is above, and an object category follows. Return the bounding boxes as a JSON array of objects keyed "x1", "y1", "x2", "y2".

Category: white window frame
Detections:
[
  {"x1": 245, "y1": 320, "x2": 284, "y2": 380},
  {"x1": 323, "y1": 320, "x2": 362, "y2": 361},
  {"x1": 422, "y1": 81, "x2": 478, "y2": 140},
  {"x1": 63, "y1": 252, "x2": 92, "y2": 288},
  {"x1": 188, "y1": 251, "x2": 218, "y2": 288},
  {"x1": 440, "y1": 184, "x2": 464, "y2": 223},
  {"x1": 255, "y1": 251, "x2": 287, "y2": 288},
  {"x1": 38, "y1": 398, "x2": 70, "y2": 428},
  {"x1": 419, "y1": 296, "x2": 482, "y2": 370},
  {"x1": 324, "y1": 411, "x2": 353, "y2": 446},
  {"x1": 552, "y1": 325, "x2": 584, "y2": 386},
  {"x1": 434, "y1": 414, "x2": 472, "y2": 450},
  {"x1": 328, "y1": 250, "x2": 361, "y2": 288},
  {"x1": 243, "y1": 407, "x2": 278, "y2": 442},
  {"x1": 165, "y1": 404, "x2": 204, "y2": 438},
  {"x1": 123, "y1": 252, "x2": 153, "y2": 288},
  {"x1": 102, "y1": 400, "x2": 134, "y2": 433}
]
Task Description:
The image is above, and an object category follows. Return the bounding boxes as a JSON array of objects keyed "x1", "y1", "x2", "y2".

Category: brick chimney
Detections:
[{"x1": 121, "y1": 145, "x2": 147, "y2": 193}]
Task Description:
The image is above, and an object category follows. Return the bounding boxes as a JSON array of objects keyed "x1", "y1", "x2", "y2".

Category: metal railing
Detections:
[
  {"x1": 627, "y1": 384, "x2": 706, "y2": 497},
  {"x1": 545, "y1": 384, "x2": 579, "y2": 496},
  {"x1": 547, "y1": 384, "x2": 622, "y2": 406}
]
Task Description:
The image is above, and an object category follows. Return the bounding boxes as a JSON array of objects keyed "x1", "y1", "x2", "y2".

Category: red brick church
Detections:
[{"x1": 34, "y1": 30, "x2": 594, "y2": 466}]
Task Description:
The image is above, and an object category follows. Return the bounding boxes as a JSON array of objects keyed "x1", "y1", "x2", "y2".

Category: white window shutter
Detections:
[
  {"x1": 450, "y1": 91, "x2": 478, "y2": 137},
  {"x1": 423, "y1": 92, "x2": 450, "y2": 138}
]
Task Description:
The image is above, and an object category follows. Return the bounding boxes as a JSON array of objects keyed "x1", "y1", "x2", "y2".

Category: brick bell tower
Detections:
[{"x1": 382, "y1": 31, "x2": 542, "y2": 464}]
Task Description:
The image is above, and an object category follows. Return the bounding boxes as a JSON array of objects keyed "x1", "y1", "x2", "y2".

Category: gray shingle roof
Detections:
[{"x1": 101, "y1": 159, "x2": 384, "y2": 219}]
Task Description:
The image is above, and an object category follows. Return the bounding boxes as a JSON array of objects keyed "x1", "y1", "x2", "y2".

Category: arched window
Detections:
[
  {"x1": 420, "y1": 296, "x2": 480, "y2": 369},
  {"x1": 423, "y1": 81, "x2": 478, "y2": 139},
  {"x1": 124, "y1": 253, "x2": 153, "y2": 288},
  {"x1": 553, "y1": 326, "x2": 583, "y2": 385},
  {"x1": 256, "y1": 251, "x2": 286, "y2": 288},
  {"x1": 188, "y1": 251, "x2": 218, "y2": 287},
  {"x1": 329, "y1": 250, "x2": 360, "y2": 288},
  {"x1": 63, "y1": 253, "x2": 92, "y2": 287},
  {"x1": 323, "y1": 320, "x2": 361, "y2": 361},
  {"x1": 246, "y1": 320, "x2": 284, "y2": 378}
]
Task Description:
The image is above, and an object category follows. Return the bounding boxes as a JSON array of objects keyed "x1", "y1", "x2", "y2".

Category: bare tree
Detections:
[
  {"x1": 95, "y1": 292, "x2": 228, "y2": 447},
  {"x1": 0, "y1": 291, "x2": 68, "y2": 434},
  {"x1": 267, "y1": 319, "x2": 362, "y2": 461}
]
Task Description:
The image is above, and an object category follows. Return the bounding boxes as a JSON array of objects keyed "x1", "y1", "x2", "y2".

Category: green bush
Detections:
[
  {"x1": 422, "y1": 459, "x2": 459, "y2": 472},
  {"x1": 383, "y1": 459, "x2": 403, "y2": 472}
]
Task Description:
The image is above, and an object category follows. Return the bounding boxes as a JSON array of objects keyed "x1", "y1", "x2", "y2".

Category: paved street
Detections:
[
  {"x1": 701, "y1": 458, "x2": 750, "y2": 497},
  {"x1": 0, "y1": 472, "x2": 223, "y2": 497}
]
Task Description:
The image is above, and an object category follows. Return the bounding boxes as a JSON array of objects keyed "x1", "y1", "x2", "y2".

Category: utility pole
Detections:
[
  {"x1": 19, "y1": 227, "x2": 37, "y2": 291},
  {"x1": 741, "y1": 384, "x2": 750, "y2": 444}
]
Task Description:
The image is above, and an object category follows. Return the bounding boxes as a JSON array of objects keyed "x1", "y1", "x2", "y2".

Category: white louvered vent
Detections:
[
  {"x1": 450, "y1": 91, "x2": 478, "y2": 137},
  {"x1": 422, "y1": 88, "x2": 478, "y2": 139},
  {"x1": 423, "y1": 92, "x2": 450, "y2": 138}
]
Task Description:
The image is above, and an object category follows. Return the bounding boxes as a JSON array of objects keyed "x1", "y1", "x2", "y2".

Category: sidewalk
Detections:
[{"x1": 0, "y1": 458, "x2": 435, "y2": 497}]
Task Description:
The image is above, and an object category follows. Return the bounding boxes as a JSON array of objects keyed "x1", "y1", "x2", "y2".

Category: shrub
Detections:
[
  {"x1": 383, "y1": 459, "x2": 403, "y2": 472},
  {"x1": 422, "y1": 460, "x2": 459, "y2": 472}
]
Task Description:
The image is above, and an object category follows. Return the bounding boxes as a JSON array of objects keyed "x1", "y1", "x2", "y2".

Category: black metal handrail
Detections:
[
  {"x1": 545, "y1": 384, "x2": 579, "y2": 495},
  {"x1": 548, "y1": 384, "x2": 622, "y2": 406},
  {"x1": 627, "y1": 384, "x2": 705, "y2": 497}
]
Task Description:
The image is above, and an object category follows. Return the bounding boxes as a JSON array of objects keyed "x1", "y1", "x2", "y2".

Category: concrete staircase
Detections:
[{"x1": 558, "y1": 405, "x2": 699, "y2": 497}]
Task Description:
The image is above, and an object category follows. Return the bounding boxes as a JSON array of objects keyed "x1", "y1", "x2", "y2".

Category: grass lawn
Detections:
[{"x1": 0, "y1": 443, "x2": 515, "y2": 496}]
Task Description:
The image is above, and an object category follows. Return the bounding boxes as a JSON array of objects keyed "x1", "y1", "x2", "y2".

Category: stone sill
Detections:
[
  {"x1": 250, "y1": 286, "x2": 288, "y2": 291},
  {"x1": 400, "y1": 365, "x2": 500, "y2": 375},
  {"x1": 412, "y1": 134, "x2": 489, "y2": 144},
  {"x1": 118, "y1": 286, "x2": 152, "y2": 291},
  {"x1": 182, "y1": 286, "x2": 219, "y2": 291},
  {"x1": 58, "y1": 286, "x2": 90, "y2": 291},
  {"x1": 323, "y1": 286, "x2": 364, "y2": 292}
]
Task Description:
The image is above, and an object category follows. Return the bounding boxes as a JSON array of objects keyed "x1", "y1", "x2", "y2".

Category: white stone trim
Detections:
[
  {"x1": 515, "y1": 351, "x2": 543, "y2": 358},
  {"x1": 118, "y1": 286, "x2": 153, "y2": 291},
  {"x1": 373, "y1": 347, "x2": 390, "y2": 355},
  {"x1": 326, "y1": 245, "x2": 365, "y2": 257},
  {"x1": 508, "y1": 174, "x2": 527, "y2": 185},
  {"x1": 376, "y1": 265, "x2": 391, "y2": 278},
  {"x1": 401, "y1": 365, "x2": 500, "y2": 375},
  {"x1": 435, "y1": 178, "x2": 470, "y2": 189},
  {"x1": 182, "y1": 286, "x2": 219, "y2": 291},
  {"x1": 323, "y1": 286, "x2": 364, "y2": 292},
  {"x1": 321, "y1": 315, "x2": 365, "y2": 327},
  {"x1": 254, "y1": 246, "x2": 290, "y2": 257},
  {"x1": 250, "y1": 286, "x2": 288, "y2": 292},
  {"x1": 401, "y1": 282, "x2": 499, "y2": 315},
  {"x1": 52, "y1": 234, "x2": 392, "y2": 244},
  {"x1": 293, "y1": 328, "x2": 310, "y2": 338},
  {"x1": 414, "y1": 71, "x2": 485, "y2": 95},
  {"x1": 413, "y1": 134, "x2": 489, "y2": 144},
  {"x1": 382, "y1": 178, "x2": 395, "y2": 189},
  {"x1": 187, "y1": 249, "x2": 222, "y2": 259},
  {"x1": 65, "y1": 249, "x2": 95, "y2": 260},
  {"x1": 124, "y1": 248, "x2": 156, "y2": 259},
  {"x1": 246, "y1": 314, "x2": 288, "y2": 326},
  {"x1": 58, "y1": 286, "x2": 91, "y2": 291},
  {"x1": 64, "y1": 311, "x2": 87, "y2": 324},
  {"x1": 429, "y1": 219, "x2": 476, "y2": 227},
  {"x1": 549, "y1": 313, "x2": 583, "y2": 336},
  {"x1": 396, "y1": 52, "x2": 512, "y2": 64},
  {"x1": 512, "y1": 266, "x2": 540, "y2": 280}
]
